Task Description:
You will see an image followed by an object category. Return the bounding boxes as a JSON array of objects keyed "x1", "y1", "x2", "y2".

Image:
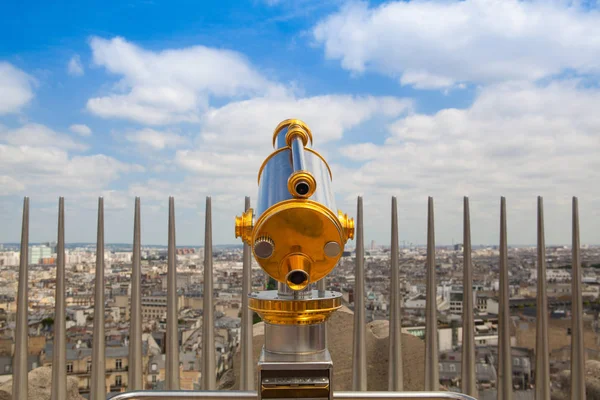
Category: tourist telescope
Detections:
[
  {"x1": 8, "y1": 119, "x2": 589, "y2": 400},
  {"x1": 235, "y1": 119, "x2": 354, "y2": 400}
]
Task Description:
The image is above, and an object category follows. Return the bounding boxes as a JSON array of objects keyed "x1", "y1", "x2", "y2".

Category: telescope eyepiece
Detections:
[
  {"x1": 288, "y1": 270, "x2": 308, "y2": 285},
  {"x1": 286, "y1": 269, "x2": 310, "y2": 291},
  {"x1": 287, "y1": 171, "x2": 316, "y2": 198},
  {"x1": 295, "y1": 181, "x2": 310, "y2": 196}
]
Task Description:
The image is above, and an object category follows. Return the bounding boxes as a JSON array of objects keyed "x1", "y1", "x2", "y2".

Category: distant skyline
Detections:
[
  {"x1": 2, "y1": 242, "x2": 596, "y2": 249},
  {"x1": 1, "y1": 0, "x2": 599, "y2": 246}
]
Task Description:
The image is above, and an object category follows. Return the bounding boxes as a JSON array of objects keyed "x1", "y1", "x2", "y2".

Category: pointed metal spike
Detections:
[
  {"x1": 13, "y1": 197, "x2": 29, "y2": 400},
  {"x1": 388, "y1": 196, "x2": 404, "y2": 391},
  {"x1": 240, "y1": 196, "x2": 255, "y2": 390},
  {"x1": 129, "y1": 197, "x2": 143, "y2": 390},
  {"x1": 51, "y1": 198, "x2": 67, "y2": 400},
  {"x1": 166, "y1": 197, "x2": 180, "y2": 390},
  {"x1": 424, "y1": 197, "x2": 439, "y2": 391},
  {"x1": 202, "y1": 196, "x2": 216, "y2": 390},
  {"x1": 352, "y1": 196, "x2": 367, "y2": 391},
  {"x1": 461, "y1": 197, "x2": 477, "y2": 396},
  {"x1": 571, "y1": 197, "x2": 586, "y2": 400},
  {"x1": 91, "y1": 197, "x2": 106, "y2": 400},
  {"x1": 535, "y1": 197, "x2": 550, "y2": 400},
  {"x1": 498, "y1": 197, "x2": 513, "y2": 400}
]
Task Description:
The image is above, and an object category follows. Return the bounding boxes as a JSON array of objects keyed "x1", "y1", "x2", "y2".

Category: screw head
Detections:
[{"x1": 324, "y1": 241, "x2": 341, "y2": 257}]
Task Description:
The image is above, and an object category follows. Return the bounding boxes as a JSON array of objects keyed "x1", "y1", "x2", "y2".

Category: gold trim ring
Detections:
[
  {"x1": 249, "y1": 290, "x2": 342, "y2": 325},
  {"x1": 285, "y1": 124, "x2": 311, "y2": 147},
  {"x1": 272, "y1": 119, "x2": 313, "y2": 148}
]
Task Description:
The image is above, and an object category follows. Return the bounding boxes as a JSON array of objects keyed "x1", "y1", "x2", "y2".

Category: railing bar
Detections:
[
  {"x1": 91, "y1": 197, "x2": 106, "y2": 400},
  {"x1": 129, "y1": 197, "x2": 143, "y2": 390},
  {"x1": 166, "y1": 196, "x2": 180, "y2": 389},
  {"x1": 51, "y1": 197, "x2": 67, "y2": 400},
  {"x1": 535, "y1": 197, "x2": 550, "y2": 400},
  {"x1": 352, "y1": 196, "x2": 367, "y2": 391},
  {"x1": 202, "y1": 196, "x2": 216, "y2": 390},
  {"x1": 571, "y1": 196, "x2": 586, "y2": 400},
  {"x1": 107, "y1": 390, "x2": 477, "y2": 400},
  {"x1": 424, "y1": 196, "x2": 439, "y2": 391},
  {"x1": 461, "y1": 197, "x2": 476, "y2": 396},
  {"x1": 240, "y1": 196, "x2": 255, "y2": 390},
  {"x1": 337, "y1": 393, "x2": 476, "y2": 400},
  {"x1": 317, "y1": 275, "x2": 326, "y2": 296},
  {"x1": 13, "y1": 196, "x2": 29, "y2": 399},
  {"x1": 388, "y1": 196, "x2": 403, "y2": 391},
  {"x1": 497, "y1": 197, "x2": 513, "y2": 400}
]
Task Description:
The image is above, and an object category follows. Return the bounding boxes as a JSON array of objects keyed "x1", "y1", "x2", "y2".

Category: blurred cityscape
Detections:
[{"x1": 0, "y1": 241, "x2": 599, "y2": 398}]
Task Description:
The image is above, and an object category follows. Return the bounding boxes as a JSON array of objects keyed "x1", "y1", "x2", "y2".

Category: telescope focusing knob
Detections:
[
  {"x1": 254, "y1": 236, "x2": 275, "y2": 259},
  {"x1": 337, "y1": 210, "x2": 355, "y2": 242},
  {"x1": 235, "y1": 208, "x2": 254, "y2": 244}
]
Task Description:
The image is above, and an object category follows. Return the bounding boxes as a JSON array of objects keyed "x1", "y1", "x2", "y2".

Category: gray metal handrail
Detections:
[{"x1": 108, "y1": 390, "x2": 478, "y2": 400}]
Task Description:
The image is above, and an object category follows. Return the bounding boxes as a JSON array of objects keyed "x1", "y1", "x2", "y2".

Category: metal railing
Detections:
[
  {"x1": 108, "y1": 391, "x2": 477, "y2": 400},
  {"x1": 9, "y1": 195, "x2": 588, "y2": 400}
]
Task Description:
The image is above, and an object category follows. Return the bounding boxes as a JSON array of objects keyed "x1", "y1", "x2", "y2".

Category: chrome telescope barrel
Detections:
[
  {"x1": 255, "y1": 140, "x2": 335, "y2": 216},
  {"x1": 236, "y1": 119, "x2": 353, "y2": 291}
]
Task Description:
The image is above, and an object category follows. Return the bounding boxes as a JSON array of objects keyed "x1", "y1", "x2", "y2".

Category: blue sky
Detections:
[{"x1": 1, "y1": 0, "x2": 600, "y2": 246}]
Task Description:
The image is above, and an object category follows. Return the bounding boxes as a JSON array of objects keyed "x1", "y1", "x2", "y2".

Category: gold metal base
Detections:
[{"x1": 249, "y1": 290, "x2": 342, "y2": 325}]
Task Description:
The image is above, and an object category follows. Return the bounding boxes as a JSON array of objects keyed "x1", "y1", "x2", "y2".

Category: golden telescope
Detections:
[
  {"x1": 235, "y1": 119, "x2": 354, "y2": 399},
  {"x1": 236, "y1": 119, "x2": 354, "y2": 291}
]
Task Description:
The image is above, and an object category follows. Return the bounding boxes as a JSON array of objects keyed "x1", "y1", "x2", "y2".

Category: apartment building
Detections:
[{"x1": 42, "y1": 344, "x2": 140, "y2": 395}]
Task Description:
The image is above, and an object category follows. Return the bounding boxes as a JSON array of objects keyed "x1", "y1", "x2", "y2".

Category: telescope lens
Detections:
[
  {"x1": 286, "y1": 269, "x2": 309, "y2": 290},
  {"x1": 295, "y1": 181, "x2": 310, "y2": 196},
  {"x1": 289, "y1": 270, "x2": 307, "y2": 285}
]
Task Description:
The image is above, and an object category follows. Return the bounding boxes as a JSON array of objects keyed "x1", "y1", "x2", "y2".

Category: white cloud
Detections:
[
  {"x1": 69, "y1": 124, "x2": 92, "y2": 136},
  {"x1": 115, "y1": 93, "x2": 412, "y2": 244},
  {"x1": 173, "y1": 94, "x2": 411, "y2": 178},
  {"x1": 339, "y1": 142, "x2": 380, "y2": 161},
  {"x1": 0, "y1": 176, "x2": 25, "y2": 195},
  {"x1": 313, "y1": 1, "x2": 600, "y2": 88},
  {"x1": 0, "y1": 145, "x2": 143, "y2": 195},
  {"x1": 176, "y1": 150, "x2": 264, "y2": 177},
  {"x1": 0, "y1": 124, "x2": 87, "y2": 151},
  {"x1": 0, "y1": 62, "x2": 34, "y2": 114},
  {"x1": 199, "y1": 94, "x2": 412, "y2": 149},
  {"x1": 334, "y1": 81, "x2": 600, "y2": 245},
  {"x1": 67, "y1": 55, "x2": 84, "y2": 76},
  {"x1": 0, "y1": 123, "x2": 143, "y2": 198},
  {"x1": 86, "y1": 36, "x2": 285, "y2": 125},
  {"x1": 124, "y1": 128, "x2": 188, "y2": 150}
]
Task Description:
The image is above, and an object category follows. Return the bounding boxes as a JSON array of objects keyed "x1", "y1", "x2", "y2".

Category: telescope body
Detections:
[
  {"x1": 237, "y1": 119, "x2": 353, "y2": 291},
  {"x1": 235, "y1": 119, "x2": 353, "y2": 400}
]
